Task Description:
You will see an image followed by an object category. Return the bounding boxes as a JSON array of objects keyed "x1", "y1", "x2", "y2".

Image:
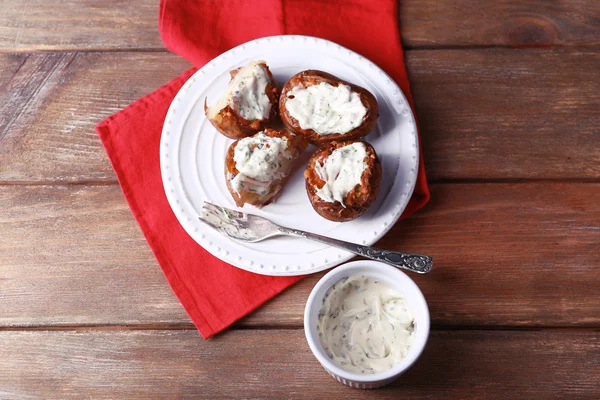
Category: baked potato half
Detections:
[
  {"x1": 279, "y1": 70, "x2": 378, "y2": 144},
  {"x1": 305, "y1": 140, "x2": 381, "y2": 222},
  {"x1": 226, "y1": 128, "x2": 308, "y2": 207},
  {"x1": 205, "y1": 61, "x2": 279, "y2": 140}
]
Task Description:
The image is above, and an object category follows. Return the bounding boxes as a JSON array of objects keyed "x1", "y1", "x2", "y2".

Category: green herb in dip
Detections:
[{"x1": 317, "y1": 276, "x2": 415, "y2": 374}]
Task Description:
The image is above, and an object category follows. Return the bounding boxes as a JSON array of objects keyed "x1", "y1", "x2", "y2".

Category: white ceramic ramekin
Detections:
[{"x1": 304, "y1": 260, "x2": 430, "y2": 389}]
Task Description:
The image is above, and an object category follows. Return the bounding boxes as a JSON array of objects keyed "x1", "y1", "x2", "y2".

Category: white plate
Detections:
[{"x1": 160, "y1": 35, "x2": 418, "y2": 276}]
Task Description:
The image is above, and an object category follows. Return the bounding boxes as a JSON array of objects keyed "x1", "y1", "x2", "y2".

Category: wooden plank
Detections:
[
  {"x1": 0, "y1": 184, "x2": 190, "y2": 327},
  {"x1": 1, "y1": 183, "x2": 599, "y2": 328},
  {"x1": 0, "y1": 1, "x2": 598, "y2": 51},
  {"x1": 0, "y1": 52, "x2": 191, "y2": 182},
  {"x1": 407, "y1": 48, "x2": 600, "y2": 181},
  {"x1": 0, "y1": 329, "x2": 598, "y2": 398},
  {"x1": 0, "y1": 53, "x2": 28, "y2": 90},
  {"x1": 0, "y1": 49, "x2": 598, "y2": 182},
  {"x1": 0, "y1": 0, "x2": 163, "y2": 52},
  {"x1": 0, "y1": 53, "x2": 75, "y2": 147},
  {"x1": 401, "y1": 0, "x2": 600, "y2": 48}
]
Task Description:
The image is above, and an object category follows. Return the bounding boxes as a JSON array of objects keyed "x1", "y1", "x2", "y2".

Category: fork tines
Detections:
[
  {"x1": 203, "y1": 201, "x2": 245, "y2": 219},
  {"x1": 199, "y1": 201, "x2": 245, "y2": 231}
]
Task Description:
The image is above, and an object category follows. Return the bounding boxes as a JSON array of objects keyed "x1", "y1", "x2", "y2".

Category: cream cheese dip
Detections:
[
  {"x1": 315, "y1": 142, "x2": 367, "y2": 206},
  {"x1": 317, "y1": 276, "x2": 415, "y2": 374},
  {"x1": 206, "y1": 61, "x2": 272, "y2": 121},
  {"x1": 284, "y1": 82, "x2": 367, "y2": 135},
  {"x1": 230, "y1": 132, "x2": 290, "y2": 196}
]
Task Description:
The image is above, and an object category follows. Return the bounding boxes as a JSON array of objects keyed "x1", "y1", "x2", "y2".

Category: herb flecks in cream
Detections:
[
  {"x1": 207, "y1": 61, "x2": 271, "y2": 121},
  {"x1": 285, "y1": 82, "x2": 367, "y2": 135},
  {"x1": 231, "y1": 132, "x2": 290, "y2": 196},
  {"x1": 315, "y1": 142, "x2": 367, "y2": 206},
  {"x1": 317, "y1": 276, "x2": 415, "y2": 374}
]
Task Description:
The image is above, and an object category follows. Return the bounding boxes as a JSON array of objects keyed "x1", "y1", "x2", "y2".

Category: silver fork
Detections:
[{"x1": 199, "y1": 202, "x2": 433, "y2": 274}]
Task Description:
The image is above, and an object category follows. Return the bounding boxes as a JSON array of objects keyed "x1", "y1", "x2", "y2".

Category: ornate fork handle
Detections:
[{"x1": 279, "y1": 227, "x2": 433, "y2": 274}]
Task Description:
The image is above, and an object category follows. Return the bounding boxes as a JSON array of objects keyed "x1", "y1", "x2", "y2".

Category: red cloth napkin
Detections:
[{"x1": 96, "y1": 0, "x2": 430, "y2": 338}]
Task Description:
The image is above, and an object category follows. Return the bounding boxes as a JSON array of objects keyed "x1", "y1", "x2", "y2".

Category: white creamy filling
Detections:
[
  {"x1": 285, "y1": 82, "x2": 367, "y2": 135},
  {"x1": 207, "y1": 61, "x2": 271, "y2": 121},
  {"x1": 317, "y1": 276, "x2": 415, "y2": 374},
  {"x1": 231, "y1": 132, "x2": 290, "y2": 196},
  {"x1": 315, "y1": 142, "x2": 367, "y2": 206}
]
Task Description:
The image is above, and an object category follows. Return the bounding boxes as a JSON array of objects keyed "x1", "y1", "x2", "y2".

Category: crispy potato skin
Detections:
[
  {"x1": 225, "y1": 128, "x2": 308, "y2": 207},
  {"x1": 304, "y1": 140, "x2": 381, "y2": 222},
  {"x1": 205, "y1": 63, "x2": 279, "y2": 140},
  {"x1": 279, "y1": 70, "x2": 379, "y2": 145}
]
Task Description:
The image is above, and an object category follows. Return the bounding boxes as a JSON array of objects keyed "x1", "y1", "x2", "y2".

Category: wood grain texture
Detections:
[
  {"x1": 0, "y1": 53, "x2": 75, "y2": 153},
  {"x1": 401, "y1": 0, "x2": 600, "y2": 48},
  {"x1": 1, "y1": 183, "x2": 598, "y2": 328},
  {"x1": 0, "y1": 53, "x2": 28, "y2": 90},
  {"x1": 0, "y1": 184, "x2": 190, "y2": 327},
  {"x1": 0, "y1": 49, "x2": 598, "y2": 182},
  {"x1": 0, "y1": 52, "x2": 191, "y2": 182},
  {"x1": 0, "y1": 0, "x2": 162, "y2": 52},
  {"x1": 1, "y1": 329, "x2": 598, "y2": 398},
  {"x1": 0, "y1": 0, "x2": 598, "y2": 51},
  {"x1": 408, "y1": 48, "x2": 600, "y2": 181}
]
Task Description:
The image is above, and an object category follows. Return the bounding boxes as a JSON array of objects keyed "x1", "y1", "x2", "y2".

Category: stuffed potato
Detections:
[
  {"x1": 304, "y1": 140, "x2": 381, "y2": 222},
  {"x1": 279, "y1": 70, "x2": 379, "y2": 144},
  {"x1": 205, "y1": 61, "x2": 279, "y2": 140},
  {"x1": 226, "y1": 128, "x2": 308, "y2": 207}
]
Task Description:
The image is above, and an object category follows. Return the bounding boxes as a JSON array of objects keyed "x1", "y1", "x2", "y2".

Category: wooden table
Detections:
[{"x1": 1, "y1": 1, "x2": 599, "y2": 398}]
